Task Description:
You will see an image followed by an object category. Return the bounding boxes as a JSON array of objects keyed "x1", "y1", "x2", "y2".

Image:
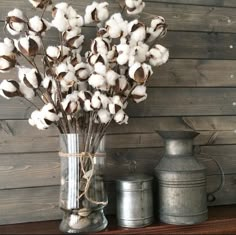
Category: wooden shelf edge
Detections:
[{"x1": 0, "y1": 205, "x2": 235, "y2": 234}]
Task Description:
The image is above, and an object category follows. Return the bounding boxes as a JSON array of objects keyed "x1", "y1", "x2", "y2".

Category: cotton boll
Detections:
[
  {"x1": 114, "y1": 76, "x2": 129, "y2": 93},
  {"x1": 114, "y1": 109, "x2": 128, "y2": 124},
  {"x1": 99, "y1": 93, "x2": 110, "y2": 109},
  {"x1": 105, "y1": 13, "x2": 125, "y2": 38},
  {"x1": 148, "y1": 44, "x2": 169, "y2": 66},
  {"x1": 52, "y1": 9, "x2": 69, "y2": 32},
  {"x1": 94, "y1": 62, "x2": 107, "y2": 76},
  {"x1": 129, "y1": 62, "x2": 141, "y2": 79},
  {"x1": 41, "y1": 103, "x2": 59, "y2": 124},
  {"x1": 84, "y1": 2, "x2": 98, "y2": 24},
  {"x1": 0, "y1": 79, "x2": 21, "y2": 99},
  {"x1": 91, "y1": 37, "x2": 111, "y2": 55},
  {"x1": 131, "y1": 85, "x2": 147, "y2": 103},
  {"x1": 117, "y1": 43, "x2": 130, "y2": 65},
  {"x1": 106, "y1": 70, "x2": 119, "y2": 86},
  {"x1": 17, "y1": 36, "x2": 41, "y2": 56},
  {"x1": 18, "y1": 67, "x2": 42, "y2": 89},
  {"x1": 96, "y1": 2, "x2": 109, "y2": 22},
  {"x1": 19, "y1": 82, "x2": 35, "y2": 99},
  {"x1": 88, "y1": 73, "x2": 106, "y2": 89},
  {"x1": 28, "y1": 16, "x2": 50, "y2": 35},
  {"x1": 87, "y1": 53, "x2": 107, "y2": 66},
  {"x1": 46, "y1": 46, "x2": 60, "y2": 61},
  {"x1": 146, "y1": 17, "x2": 167, "y2": 43},
  {"x1": 75, "y1": 62, "x2": 91, "y2": 81},
  {"x1": 129, "y1": 42, "x2": 149, "y2": 66},
  {"x1": 97, "y1": 109, "x2": 111, "y2": 123},
  {"x1": 6, "y1": 9, "x2": 25, "y2": 35},
  {"x1": 28, "y1": 0, "x2": 52, "y2": 10},
  {"x1": 128, "y1": 20, "x2": 146, "y2": 42},
  {"x1": 0, "y1": 57, "x2": 16, "y2": 73},
  {"x1": 91, "y1": 93, "x2": 101, "y2": 109},
  {"x1": 42, "y1": 76, "x2": 57, "y2": 93},
  {"x1": 69, "y1": 15, "x2": 84, "y2": 28},
  {"x1": 129, "y1": 62, "x2": 152, "y2": 84},
  {"x1": 127, "y1": 2, "x2": 145, "y2": 15},
  {"x1": 111, "y1": 95, "x2": 124, "y2": 108}
]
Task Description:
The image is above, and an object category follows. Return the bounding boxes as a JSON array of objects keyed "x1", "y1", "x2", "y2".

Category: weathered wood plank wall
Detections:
[{"x1": 0, "y1": 0, "x2": 236, "y2": 225}]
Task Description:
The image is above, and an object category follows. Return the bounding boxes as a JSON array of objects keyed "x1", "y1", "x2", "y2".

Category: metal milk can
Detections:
[
  {"x1": 116, "y1": 174, "x2": 154, "y2": 228},
  {"x1": 155, "y1": 131, "x2": 208, "y2": 225}
]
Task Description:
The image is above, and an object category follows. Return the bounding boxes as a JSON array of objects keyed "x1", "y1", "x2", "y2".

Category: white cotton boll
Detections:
[
  {"x1": 127, "y1": 2, "x2": 145, "y2": 15},
  {"x1": 28, "y1": 16, "x2": 50, "y2": 35},
  {"x1": 96, "y1": 2, "x2": 109, "y2": 22},
  {"x1": 28, "y1": 110, "x2": 41, "y2": 126},
  {"x1": 69, "y1": 16, "x2": 84, "y2": 28},
  {"x1": 46, "y1": 46, "x2": 60, "y2": 60},
  {"x1": 88, "y1": 73, "x2": 106, "y2": 89},
  {"x1": 54, "y1": 2, "x2": 68, "y2": 13},
  {"x1": 84, "y1": 99, "x2": 93, "y2": 111},
  {"x1": 18, "y1": 67, "x2": 41, "y2": 89},
  {"x1": 19, "y1": 83, "x2": 35, "y2": 99},
  {"x1": 129, "y1": 62, "x2": 141, "y2": 79},
  {"x1": 91, "y1": 94, "x2": 101, "y2": 109},
  {"x1": 114, "y1": 109, "x2": 128, "y2": 124},
  {"x1": 0, "y1": 80, "x2": 18, "y2": 99},
  {"x1": 29, "y1": 35, "x2": 41, "y2": 48},
  {"x1": 148, "y1": 44, "x2": 169, "y2": 66},
  {"x1": 97, "y1": 109, "x2": 111, "y2": 123},
  {"x1": 52, "y1": 9, "x2": 69, "y2": 32},
  {"x1": 84, "y1": 2, "x2": 98, "y2": 24},
  {"x1": 94, "y1": 62, "x2": 107, "y2": 76},
  {"x1": 56, "y1": 63, "x2": 68, "y2": 75},
  {"x1": 67, "y1": 5, "x2": 77, "y2": 18},
  {"x1": 118, "y1": 76, "x2": 128, "y2": 92},
  {"x1": 8, "y1": 8, "x2": 24, "y2": 18},
  {"x1": 3, "y1": 38, "x2": 15, "y2": 53},
  {"x1": 130, "y1": 42, "x2": 149, "y2": 65},
  {"x1": 42, "y1": 76, "x2": 57, "y2": 93},
  {"x1": 143, "y1": 63, "x2": 153, "y2": 78},
  {"x1": 131, "y1": 85, "x2": 147, "y2": 103},
  {"x1": 0, "y1": 58, "x2": 11, "y2": 72},
  {"x1": 99, "y1": 93, "x2": 110, "y2": 109},
  {"x1": 111, "y1": 95, "x2": 123, "y2": 107},
  {"x1": 75, "y1": 62, "x2": 91, "y2": 81},
  {"x1": 129, "y1": 21, "x2": 146, "y2": 42},
  {"x1": 106, "y1": 70, "x2": 119, "y2": 86},
  {"x1": 64, "y1": 27, "x2": 81, "y2": 40}
]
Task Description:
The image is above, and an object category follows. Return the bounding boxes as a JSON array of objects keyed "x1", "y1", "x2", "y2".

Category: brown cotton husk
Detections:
[{"x1": 134, "y1": 66, "x2": 145, "y2": 84}]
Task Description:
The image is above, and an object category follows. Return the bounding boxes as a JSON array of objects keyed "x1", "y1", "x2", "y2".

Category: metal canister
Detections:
[
  {"x1": 155, "y1": 131, "x2": 208, "y2": 225},
  {"x1": 116, "y1": 174, "x2": 154, "y2": 228}
]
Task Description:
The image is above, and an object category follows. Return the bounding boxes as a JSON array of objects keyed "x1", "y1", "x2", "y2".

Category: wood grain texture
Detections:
[{"x1": 1, "y1": 0, "x2": 236, "y2": 33}]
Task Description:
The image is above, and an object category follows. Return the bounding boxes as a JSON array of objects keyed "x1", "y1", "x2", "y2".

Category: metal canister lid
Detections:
[{"x1": 116, "y1": 174, "x2": 153, "y2": 191}]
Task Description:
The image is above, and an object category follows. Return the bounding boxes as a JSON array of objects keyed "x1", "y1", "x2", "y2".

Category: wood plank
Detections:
[
  {"x1": 1, "y1": 116, "x2": 236, "y2": 138},
  {"x1": 151, "y1": 59, "x2": 236, "y2": 87},
  {"x1": 1, "y1": 88, "x2": 236, "y2": 119},
  {"x1": 1, "y1": 0, "x2": 236, "y2": 33},
  {"x1": 150, "y1": 0, "x2": 236, "y2": 7},
  {"x1": 0, "y1": 152, "x2": 59, "y2": 189},
  {"x1": 0, "y1": 186, "x2": 61, "y2": 225},
  {"x1": 162, "y1": 31, "x2": 236, "y2": 60},
  {"x1": 3, "y1": 59, "x2": 236, "y2": 88},
  {"x1": 0, "y1": 145, "x2": 235, "y2": 189},
  {"x1": 128, "y1": 87, "x2": 236, "y2": 116},
  {"x1": 0, "y1": 174, "x2": 234, "y2": 225},
  {"x1": 1, "y1": 130, "x2": 236, "y2": 153}
]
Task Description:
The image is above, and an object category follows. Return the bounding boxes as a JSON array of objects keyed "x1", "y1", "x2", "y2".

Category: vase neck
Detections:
[{"x1": 165, "y1": 139, "x2": 193, "y2": 156}]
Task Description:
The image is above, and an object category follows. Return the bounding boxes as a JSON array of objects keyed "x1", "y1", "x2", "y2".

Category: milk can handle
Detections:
[{"x1": 194, "y1": 146, "x2": 225, "y2": 203}]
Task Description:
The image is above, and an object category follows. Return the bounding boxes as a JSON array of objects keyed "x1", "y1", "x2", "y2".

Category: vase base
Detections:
[{"x1": 59, "y1": 209, "x2": 108, "y2": 234}]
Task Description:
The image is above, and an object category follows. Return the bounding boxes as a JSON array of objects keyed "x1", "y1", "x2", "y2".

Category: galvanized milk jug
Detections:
[{"x1": 155, "y1": 131, "x2": 208, "y2": 225}]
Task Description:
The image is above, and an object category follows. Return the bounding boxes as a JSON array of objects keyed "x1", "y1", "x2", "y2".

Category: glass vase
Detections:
[{"x1": 59, "y1": 133, "x2": 108, "y2": 233}]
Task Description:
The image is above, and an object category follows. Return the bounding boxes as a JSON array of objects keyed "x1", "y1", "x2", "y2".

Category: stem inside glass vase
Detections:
[{"x1": 59, "y1": 133, "x2": 108, "y2": 233}]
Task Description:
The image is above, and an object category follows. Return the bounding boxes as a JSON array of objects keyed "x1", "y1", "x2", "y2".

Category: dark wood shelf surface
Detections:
[{"x1": 0, "y1": 205, "x2": 236, "y2": 234}]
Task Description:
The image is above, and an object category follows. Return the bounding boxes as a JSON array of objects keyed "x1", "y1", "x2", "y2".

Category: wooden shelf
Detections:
[{"x1": 0, "y1": 205, "x2": 236, "y2": 234}]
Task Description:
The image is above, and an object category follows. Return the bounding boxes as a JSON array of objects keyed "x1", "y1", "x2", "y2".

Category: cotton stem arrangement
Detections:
[{"x1": 0, "y1": 0, "x2": 169, "y2": 154}]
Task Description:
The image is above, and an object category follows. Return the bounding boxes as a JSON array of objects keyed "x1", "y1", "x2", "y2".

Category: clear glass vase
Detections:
[{"x1": 59, "y1": 134, "x2": 108, "y2": 233}]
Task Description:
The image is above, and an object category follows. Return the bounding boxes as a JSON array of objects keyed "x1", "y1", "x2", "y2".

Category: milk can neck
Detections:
[{"x1": 165, "y1": 139, "x2": 193, "y2": 156}]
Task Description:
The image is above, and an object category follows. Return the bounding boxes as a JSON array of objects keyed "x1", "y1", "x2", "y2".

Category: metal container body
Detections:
[
  {"x1": 155, "y1": 131, "x2": 208, "y2": 225},
  {"x1": 116, "y1": 175, "x2": 154, "y2": 228}
]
